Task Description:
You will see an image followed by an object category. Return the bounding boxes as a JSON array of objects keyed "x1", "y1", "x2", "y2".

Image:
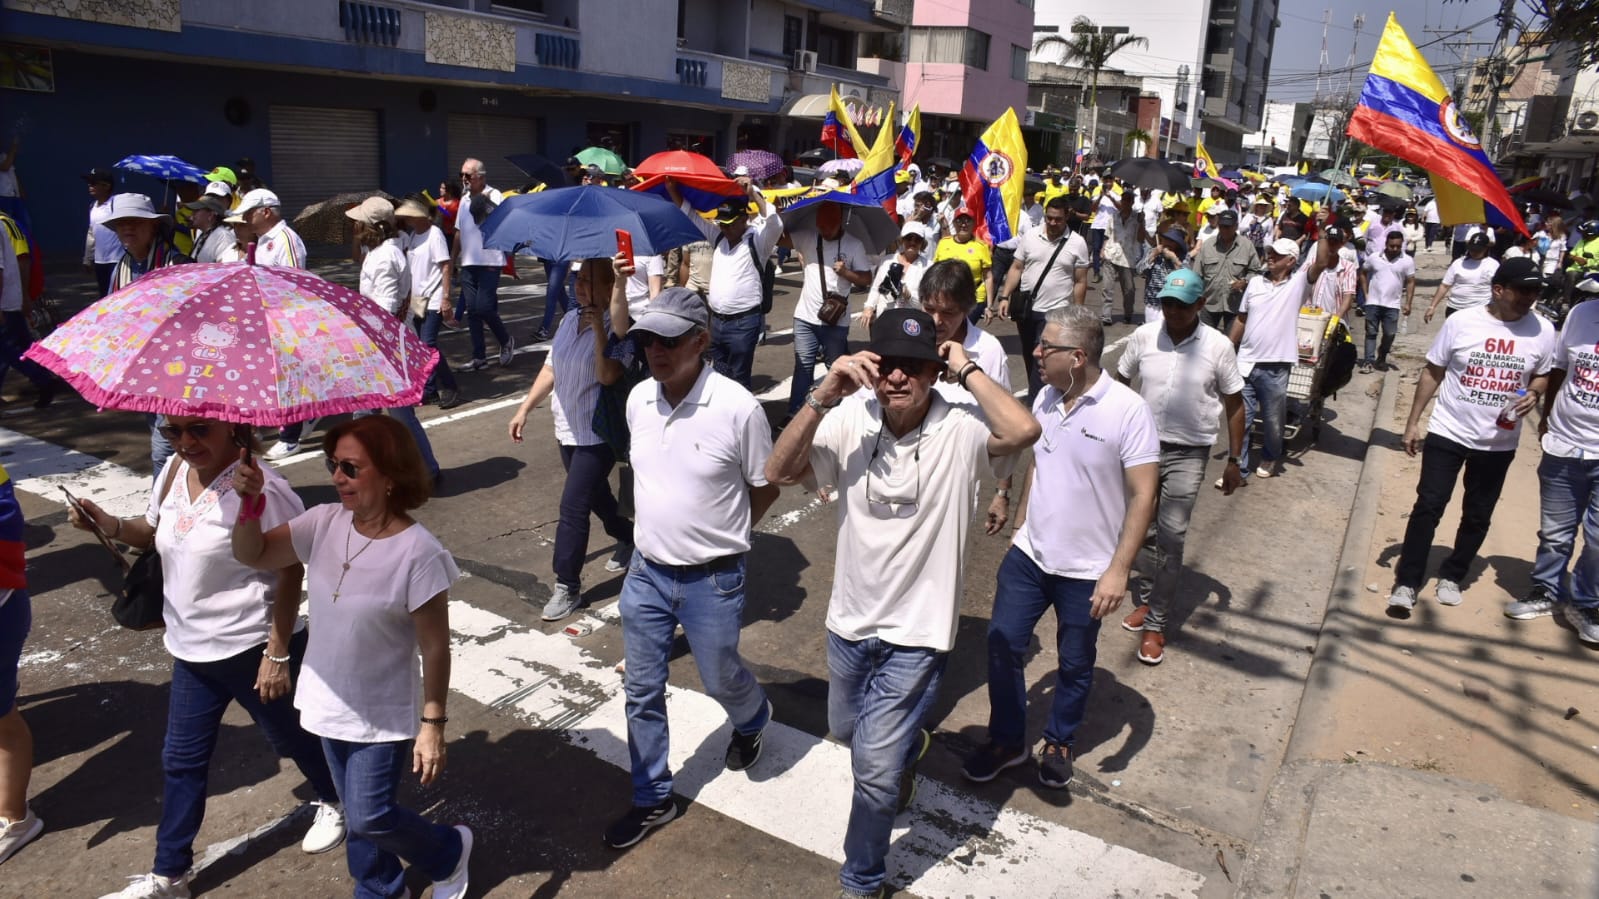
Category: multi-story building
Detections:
[
  {"x1": 1242, "y1": 100, "x2": 1313, "y2": 167},
  {"x1": 1024, "y1": 61, "x2": 1159, "y2": 168},
  {"x1": 893, "y1": 0, "x2": 1033, "y2": 160},
  {"x1": 1032, "y1": 0, "x2": 1280, "y2": 163},
  {"x1": 0, "y1": 0, "x2": 905, "y2": 253}
]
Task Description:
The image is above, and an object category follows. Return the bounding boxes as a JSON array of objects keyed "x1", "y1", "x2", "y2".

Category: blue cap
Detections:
[{"x1": 1157, "y1": 268, "x2": 1204, "y2": 305}]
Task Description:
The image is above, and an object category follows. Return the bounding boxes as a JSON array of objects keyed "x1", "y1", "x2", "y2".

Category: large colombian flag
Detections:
[
  {"x1": 894, "y1": 105, "x2": 921, "y2": 169},
  {"x1": 821, "y1": 85, "x2": 868, "y2": 160},
  {"x1": 959, "y1": 108, "x2": 1028, "y2": 245},
  {"x1": 1346, "y1": 14, "x2": 1526, "y2": 235}
]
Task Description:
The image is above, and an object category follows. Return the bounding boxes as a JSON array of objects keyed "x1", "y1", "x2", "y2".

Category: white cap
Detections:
[
  {"x1": 899, "y1": 221, "x2": 929, "y2": 242},
  {"x1": 233, "y1": 188, "x2": 281, "y2": 216},
  {"x1": 203, "y1": 180, "x2": 232, "y2": 200}
]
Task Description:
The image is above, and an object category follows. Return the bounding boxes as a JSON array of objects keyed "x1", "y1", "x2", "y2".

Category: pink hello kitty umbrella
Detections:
[{"x1": 23, "y1": 263, "x2": 437, "y2": 425}]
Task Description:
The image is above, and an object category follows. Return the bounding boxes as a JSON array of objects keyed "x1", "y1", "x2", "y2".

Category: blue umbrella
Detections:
[
  {"x1": 1291, "y1": 182, "x2": 1344, "y2": 204},
  {"x1": 780, "y1": 191, "x2": 900, "y2": 254},
  {"x1": 479, "y1": 185, "x2": 707, "y2": 262},
  {"x1": 114, "y1": 154, "x2": 209, "y2": 183}
]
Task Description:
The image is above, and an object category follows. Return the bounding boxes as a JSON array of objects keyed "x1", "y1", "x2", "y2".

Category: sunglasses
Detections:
[
  {"x1": 325, "y1": 457, "x2": 364, "y2": 479},
  {"x1": 634, "y1": 331, "x2": 691, "y2": 350},
  {"x1": 879, "y1": 357, "x2": 936, "y2": 377},
  {"x1": 157, "y1": 422, "x2": 213, "y2": 442},
  {"x1": 1038, "y1": 341, "x2": 1080, "y2": 358}
]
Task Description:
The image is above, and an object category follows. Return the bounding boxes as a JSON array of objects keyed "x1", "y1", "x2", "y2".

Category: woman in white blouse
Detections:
[
  {"x1": 69, "y1": 417, "x2": 345, "y2": 899},
  {"x1": 861, "y1": 222, "x2": 932, "y2": 328},
  {"x1": 231, "y1": 415, "x2": 470, "y2": 899}
]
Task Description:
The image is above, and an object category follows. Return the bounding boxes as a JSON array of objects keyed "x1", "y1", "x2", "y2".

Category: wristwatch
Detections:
[
  {"x1": 805, "y1": 387, "x2": 841, "y2": 416},
  {"x1": 1226, "y1": 456, "x2": 1241, "y2": 466}
]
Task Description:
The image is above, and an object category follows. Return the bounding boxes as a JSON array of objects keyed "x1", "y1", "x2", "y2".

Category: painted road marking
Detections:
[{"x1": 9, "y1": 425, "x2": 1205, "y2": 896}]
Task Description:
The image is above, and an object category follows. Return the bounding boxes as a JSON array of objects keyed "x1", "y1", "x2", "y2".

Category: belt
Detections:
[
  {"x1": 710, "y1": 308, "x2": 761, "y2": 322},
  {"x1": 646, "y1": 554, "x2": 743, "y2": 575},
  {"x1": 1159, "y1": 441, "x2": 1210, "y2": 453}
]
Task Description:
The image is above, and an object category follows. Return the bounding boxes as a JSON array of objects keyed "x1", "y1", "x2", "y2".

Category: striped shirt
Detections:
[
  {"x1": 548, "y1": 308, "x2": 608, "y2": 447},
  {"x1": 256, "y1": 221, "x2": 306, "y2": 268}
]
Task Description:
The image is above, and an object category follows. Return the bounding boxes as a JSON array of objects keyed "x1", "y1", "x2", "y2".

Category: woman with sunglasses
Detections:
[
  {"x1": 231, "y1": 415, "x2": 470, "y2": 899},
  {"x1": 507, "y1": 257, "x2": 636, "y2": 622},
  {"x1": 68, "y1": 416, "x2": 345, "y2": 899}
]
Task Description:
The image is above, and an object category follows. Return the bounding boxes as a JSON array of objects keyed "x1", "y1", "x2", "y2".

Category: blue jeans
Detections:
[
  {"x1": 786, "y1": 319, "x2": 849, "y2": 415},
  {"x1": 460, "y1": 265, "x2": 510, "y2": 362},
  {"x1": 555, "y1": 443, "x2": 632, "y2": 589},
  {"x1": 353, "y1": 407, "x2": 439, "y2": 478},
  {"x1": 619, "y1": 555, "x2": 768, "y2": 806},
  {"x1": 1364, "y1": 306, "x2": 1400, "y2": 365},
  {"x1": 415, "y1": 312, "x2": 458, "y2": 394},
  {"x1": 1533, "y1": 453, "x2": 1599, "y2": 608},
  {"x1": 154, "y1": 630, "x2": 338, "y2": 878},
  {"x1": 322, "y1": 737, "x2": 463, "y2": 899},
  {"x1": 826, "y1": 632, "x2": 946, "y2": 896},
  {"x1": 1240, "y1": 362, "x2": 1291, "y2": 477},
  {"x1": 986, "y1": 546, "x2": 1099, "y2": 750},
  {"x1": 1088, "y1": 228, "x2": 1105, "y2": 275},
  {"x1": 540, "y1": 260, "x2": 569, "y2": 333},
  {"x1": 0, "y1": 591, "x2": 29, "y2": 715},
  {"x1": 709, "y1": 311, "x2": 763, "y2": 389}
]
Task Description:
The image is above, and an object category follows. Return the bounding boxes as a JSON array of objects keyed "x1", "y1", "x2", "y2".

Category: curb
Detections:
[{"x1": 1281, "y1": 362, "x2": 1402, "y2": 762}]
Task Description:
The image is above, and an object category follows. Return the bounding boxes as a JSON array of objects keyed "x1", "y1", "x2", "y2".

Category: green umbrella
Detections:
[
  {"x1": 1320, "y1": 169, "x2": 1357, "y2": 187},
  {"x1": 576, "y1": 146, "x2": 627, "y2": 176},
  {"x1": 1375, "y1": 181, "x2": 1414, "y2": 201}
]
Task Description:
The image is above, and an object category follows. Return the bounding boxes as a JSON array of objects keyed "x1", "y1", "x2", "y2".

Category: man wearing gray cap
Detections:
[
  {"x1": 604, "y1": 287, "x2": 781, "y2": 851},
  {"x1": 1192, "y1": 208, "x2": 1260, "y2": 333}
]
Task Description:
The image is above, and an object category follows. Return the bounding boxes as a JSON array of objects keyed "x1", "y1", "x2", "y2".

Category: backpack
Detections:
[{"x1": 746, "y1": 237, "x2": 777, "y2": 315}]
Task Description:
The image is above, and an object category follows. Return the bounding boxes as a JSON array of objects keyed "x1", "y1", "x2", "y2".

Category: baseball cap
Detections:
[
  {"x1": 202, "y1": 180, "x2": 232, "y2": 200},
  {"x1": 1466, "y1": 232, "x2": 1492, "y2": 248},
  {"x1": 628, "y1": 286, "x2": 709, "y2": 339},
  {"x1": 1216, "y1": 210, "x2": 1239, "y2": 227},
  {"x1": 868, "y1": 309, "x2": 942, "y2": 365},
  {"x1": 895, "y1": 170, "x2": 912, "y2": 184},
  {"x1": 1267, "y1": 237, "x2": 1300, "y2": 257},
  {"x1": 900, "y1": 221, "x2": 930, "y2": 243},
  {"x1": 82, "y1": 166, "x2": 115, "y2": 185},
  {"x1": 1157, "y1": 268, "x2": 1204, "y2": 305},
  {"x1": 1492, "y1": 256, "x2": 1544, "y2": 288},
  {"x1": 1159, "y1": 228, "x2": 1189, "y2": 256},
  {"x1": 183, "y1": 196, "x2": 229, "y2": 216},
  {"x1": 233, "y1": 188, "x2": 281, "y2": 216},
  {"x1": 205, "y1": 167, "x2": 237, "y2": 186},
  {"x1": 344, "y1": 196, "x2": 395, "y2": 227},
  {"x1": 713, "y1": 199, "x2": 749, "y2": 224}
]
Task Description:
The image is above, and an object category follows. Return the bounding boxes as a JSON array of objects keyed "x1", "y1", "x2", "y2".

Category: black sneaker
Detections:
[
  {"x1": 603, "y1": 799, "x2": 678, "y2": 848},
  {"x1": 897, "y1": 728, "x2": 931, "y2": 814},
  {"x1": 960, "y1": 741, "x2": 1030, "y2": 783},
  {"x1": 725, "y1": 699, "x2": 771, "y2": 771},
  {"x1": 1038, "y1": 742, "x2": 1073, "y2": 789}
]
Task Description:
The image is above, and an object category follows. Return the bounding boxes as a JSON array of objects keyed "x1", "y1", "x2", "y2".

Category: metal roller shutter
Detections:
[
  {"x1": 268, "y1": 105, "x2": 383, "y2": 227},
  {"x1": 447, "y1": 114, "x2": 538, "y2": 189}
]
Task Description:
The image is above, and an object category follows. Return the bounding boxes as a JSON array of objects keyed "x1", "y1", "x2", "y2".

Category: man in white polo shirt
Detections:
[
  {"x1": 1360, "y1": 228, "x2": 1416, "y2": 373},
  {"x1": 454, "y1": 157, "x2": 515, "y2": 372},
  {"x1": 1387, "y1": 257, "x2": 1556, "y2": 615},
  {"x1": 997, "y1": 197, "x2": 1090, "y2": 403},
  {"x1": 963, "y1": 305, "x2": 1158, "y2": 790},
  {"x1": 1229, "y1": 236, "x2": 1331, "y2": 480},
  {"x1": 1115, "y1": 269, "x2": 1246, "y2": 665},
  {"x1": 766, "y1": 309, "x2": 1039, "y2": 899},
  {"x1": 603, "y1": 287, "x2": 781, "y2": 851}
]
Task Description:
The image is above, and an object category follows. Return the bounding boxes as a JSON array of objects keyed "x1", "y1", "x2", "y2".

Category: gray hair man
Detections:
[{"x1": 230, "y1": 189, "x2": 305, "y2": 269}]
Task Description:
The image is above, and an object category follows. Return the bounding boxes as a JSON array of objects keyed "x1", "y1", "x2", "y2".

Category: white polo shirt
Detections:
[
  {"x1": 1544, "y1": 301, "x2": 1599, "y2": 459},
  {"x1": 810, "y1": 394, "x2": 999, "y2": 652},
  {"x1": 256, "y1": 220, "x2": 306, "y2": 269},
  {"x1": 1013, "y1": 228, "x2": 1090, "y2": 312},
  {"x1": 1117, "y1": 320, "x2": 1244, "y2": 447},
  {"x1": 685, "y1": 200, "x2": 785, "y2": 315},
  {"x1": 1238, "y1": 264, "x2": 1314, "y2": 370},
  {"x1": 1363, "y1": 251, "x2": 1415, "y2": 310},
  {"x1": 1013, "y1": 374, "x2": 1160, "y2": 580},
  {"x1": 627, "y1": 364, "x2": 772, "y2": 565},
  {"x1": 455, "y1": 186, "x2": 505, "y2": 268},
  {"x1": 933, "y1": 324, "x2": 1010, "y2": 403}
]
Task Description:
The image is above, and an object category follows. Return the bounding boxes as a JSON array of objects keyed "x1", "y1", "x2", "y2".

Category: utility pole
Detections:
[{"x1": 1479, "y1": 0, "x2": 1519, "y2": 160}]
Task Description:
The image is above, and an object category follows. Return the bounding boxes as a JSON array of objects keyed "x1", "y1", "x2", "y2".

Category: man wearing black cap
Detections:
[
  {"x1": 82, "y1": 167, "x2": 120, "y2": 296},
  {"x1": 1386, "y1": 257, "x2": 1557, "y2": 616},
  {"x1": 669, "y1": 177, "x2": 782, "y2": 389},
  {"x1": 1192, "y1": 207, "x2": 1261, "y2": 333},
  {"x1": 602, "y1": 287, "x2": 782, "y2": 850},
  {"x1": 766, "y1": 309, "x2": 1039, "y2": 899}
]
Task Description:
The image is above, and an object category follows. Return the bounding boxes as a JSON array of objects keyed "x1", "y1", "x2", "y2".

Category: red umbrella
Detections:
[
  {"x1": 631, "y1": 150, "x2": 745, "y2": 213},
  {"x1": 634, "y1": 150, "x2": 730, "y2": 182}
]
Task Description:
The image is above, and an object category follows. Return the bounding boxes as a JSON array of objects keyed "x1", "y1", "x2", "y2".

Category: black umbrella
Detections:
[
  {"x1": 505, "y1": 153, "x2": 571, "y2": 190},
  {"x1": 1107, "y1": 157, "x2": 1190, "y2": 193},
  {"x1": 1516, "y1": 188, "x2": 1574, "y2": 208},
  {"x1": 795, "y1": 148, "x2": 832, "y2": 166},
  {"x1": 925, "y1": 156, "x2": 955, "y2": 171},
  {"x1": 1372, "y1": 193, "x2": 1408, "y2": 212}
]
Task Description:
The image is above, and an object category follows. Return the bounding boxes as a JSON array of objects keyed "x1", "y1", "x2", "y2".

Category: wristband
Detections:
[
  {"x1": 957, "y1": 361, "x2": 981, "y2": 390},
  {"x1": 237, "y1": 493, "x2": 267, "y2": 523},
  {"x1": 112, "y1": 517, "x2": 123, "y2": 539},
  {"x1": 263, "y1": 649, "x2": 291, "y2": 664},
  {"x1": 420, "y1": 716, "x2": 448, "y2": 726}
]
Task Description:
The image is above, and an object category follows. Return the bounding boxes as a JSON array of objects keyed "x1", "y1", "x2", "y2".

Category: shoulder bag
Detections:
[
  {"x1": 1008, "y1": 236, "x2": 1069, "y2": 323},
  {"x1": 114, "y1": 459, "x2": 182, "y2": 631},
  {"x1": 815, "y1": 232, "x2": 851, "y2": 326}
]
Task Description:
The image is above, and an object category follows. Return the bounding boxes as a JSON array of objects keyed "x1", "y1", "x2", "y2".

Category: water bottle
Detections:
[
  {"x1": 1399, "y1": 314, "x2": 1409, "y2": 335},
  {"x1": 1496, "y1": 389, "x2": 1528, "y2": 430}
]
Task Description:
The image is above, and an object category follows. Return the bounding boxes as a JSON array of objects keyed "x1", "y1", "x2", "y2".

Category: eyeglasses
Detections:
[
  {"x1": 1037, "y1": 341, "x2": 1080, "y2": 358},
  {"x1": 460, "y1": 171, "x2": 481, "y2": 180},
  {"x1": 157, "y1": 422, "x2": 213, "y2": 442},
  {"x1": 325, "y1": 457, "x2": 364, "y2": 479},
  {"x1": 634, "y1": 331, "x2": 692, "y2": 350}
]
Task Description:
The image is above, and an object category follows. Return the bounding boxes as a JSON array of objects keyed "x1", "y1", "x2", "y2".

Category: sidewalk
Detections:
[{"x1": 1241, "y1": 265, "x2": 1599, "y2": 897}]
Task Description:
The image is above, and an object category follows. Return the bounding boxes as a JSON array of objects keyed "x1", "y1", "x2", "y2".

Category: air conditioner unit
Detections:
[
  {"x1": 1571, "y1": 103, "x2": 1599, "y2": 135},
  {"x1": 792, "y1": 49, "x2": 818, "y2": 73}
]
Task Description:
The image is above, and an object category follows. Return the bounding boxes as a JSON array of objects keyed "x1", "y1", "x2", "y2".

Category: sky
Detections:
[{"x1": 1265, "y1": 0, "x2": 1507, "y2": 105}]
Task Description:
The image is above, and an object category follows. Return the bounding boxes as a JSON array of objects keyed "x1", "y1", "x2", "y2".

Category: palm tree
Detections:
[
  {"x1": 1123, "y1": 128, "x2": 1153, "y2": 158},
  {"x1": 1034, "y1": 17, "x2": 1149, "y2": 158}
]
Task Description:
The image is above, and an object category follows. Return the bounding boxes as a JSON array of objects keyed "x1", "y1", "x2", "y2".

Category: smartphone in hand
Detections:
[
  {"x1": 615, "y1": 229, "x2": 634, "y2": 268},
  {"x1": 61, "y1": 487, "x2": 130, "y2": 572}
]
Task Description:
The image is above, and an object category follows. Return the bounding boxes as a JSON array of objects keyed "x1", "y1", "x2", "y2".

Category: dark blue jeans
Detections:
[
  {"x1": 986, "y1": 546, "x2": 1100, "y2": 749},
  {"x1": 1088, "y1": 228, "x2": 1105, "y2": 275},
  {"x1": 540, "y1": 260, "x2": 569, "y2": 334},
  {"x1": 415, "y1": 312, "x2": 458, "y2": 394},
  {"x1": 154, "y1": 629, "x2": 338, "y2": 878},
  {"x1": 322, "y1": 737, "x2": 463, "y2": 899},
  {"x1": 786, "y1": 319, "x2": 849, "y2": 415},
  {"x1": 555, "y1": 443, "x2": 633, "y2": 589},
  {"x1": 1533, "y1": 453, "x2": 1599, "y2": 608},
  {"x1": 0, "y1": 591, "x2": 29, "y2": 715},
  {"x1": 710, "y1": 311, "x2": 762, "y2": 389},
  {"x1": 0, "y1": 310, "x2": 52, "y2": 390},
  {"x1": 460, "y1": 264, "x2": 510, "y2": 362}
]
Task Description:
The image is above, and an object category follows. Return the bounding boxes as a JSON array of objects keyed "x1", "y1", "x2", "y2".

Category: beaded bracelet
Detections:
[{"x1": 237, "y1": 493, "x2": 267, "y2": 523}]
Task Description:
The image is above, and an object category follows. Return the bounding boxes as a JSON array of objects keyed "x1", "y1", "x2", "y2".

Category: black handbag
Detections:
[
  {"x1": 113, "y1": 461, "x2": 181, "y2": 631},
  {"x1": 1008, "y1": 236, "x2": 1069, "y2": 322}
]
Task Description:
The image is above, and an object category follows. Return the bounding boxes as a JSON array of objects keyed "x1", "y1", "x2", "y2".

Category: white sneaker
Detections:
[
  {"x1": 1434, "y1": 579, "x2": 1463, "y2": 606},
  {"x1": 1253, "y1": 464, "x2": 1275, "y2": 479},
  {"x1": 605, "y1": 542, "x2": 634, "y2": 573},
  {"x1": 1387, "y1": 585, "x2": 1417, "y2": 613},
  {"x1": 263, "y1": 441, "x2": 299, "y2": 460},
  {"x1": 431, "y1": 825, "x2": 473, "y2": 899},
  {"x1": 0, "y1": 806, "x2": 43, "y2": 865},
  {"x1": 300, "y1": 801, "x2": 346, "y2": 854},
  {"x1": 99, "y1": 872, "x2": 191, "y2": 899}
]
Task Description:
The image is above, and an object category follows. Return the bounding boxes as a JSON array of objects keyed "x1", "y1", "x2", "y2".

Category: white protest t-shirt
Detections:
[
  {"x1": 1238, "y1": 265, "x2": 1313, "y2": 369},
  {"x1": 1424, "y1": 305, "x2": 1556, "y2": 451},
  {"x1": 791, "y1": 228, "x2": 870, "y2": 326},
  {"x1": 406, "y1": 225, "x2": 451, "y2": 313},
  {"x1": 1543, "y1": 301, "x2": 1599, "y2": 459},
  {"x1": 1363, "y1": 252, "x2": 1415, "y2": 309},
  {"x1": 1442, "y1": 256, "x2": 1499, "y2": 310},
  {"x1": 147, "y1": 460, "x2": 305, "y2": 663},
  {"x1": 290, "y1": 504, "x2": 460, "y2": 742}
]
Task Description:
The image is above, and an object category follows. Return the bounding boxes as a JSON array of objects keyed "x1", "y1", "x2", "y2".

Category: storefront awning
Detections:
[{"x1": 782, "y1": 92, "x2": 889, "y2": 127}]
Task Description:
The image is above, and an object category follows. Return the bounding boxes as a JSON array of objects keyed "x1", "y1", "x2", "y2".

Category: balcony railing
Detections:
[
  {"x1": 677, "y1": 57, "x2": 711, "y2": 88},
  {"x1": 339, "y1": 0, "x2": 402, "y2": 46},
  {"x1": 533, "y1": 30, "x2": 579, "y2": 69}
]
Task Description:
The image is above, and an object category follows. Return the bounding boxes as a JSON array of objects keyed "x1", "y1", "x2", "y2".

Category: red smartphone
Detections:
[{"x1": 615, "y1": 229, "x2": 635, "y2": 267}]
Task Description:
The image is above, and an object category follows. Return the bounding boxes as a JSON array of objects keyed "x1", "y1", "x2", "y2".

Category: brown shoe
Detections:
[
  {"x1": 1121, "y1": 605, "x2": 1148, "y2": 633},
  {"x1": 1137, "y1": 631, "x2": 1165, "y2": 665}
]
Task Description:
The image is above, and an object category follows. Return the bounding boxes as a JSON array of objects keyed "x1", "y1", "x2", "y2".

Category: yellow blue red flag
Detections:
[
  {"x1": 895, "y1": 105, "x2": 921, "y2": 169},
  {"x1": 821, "y1": 85, "x2": 868, "y2": 160},
  {"x1": 958, "y1": 108, "x2": 1027, "y2": 244},
  {"x1": 1346, "y1": 14, "x2": 1525, "y2": 234},
  {"x1": 852, "y1": 102, "x2": 899, "y2": 213},
  {"x1": 1193, "y1": 138, "x2": 1217, "y2": 181}
]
